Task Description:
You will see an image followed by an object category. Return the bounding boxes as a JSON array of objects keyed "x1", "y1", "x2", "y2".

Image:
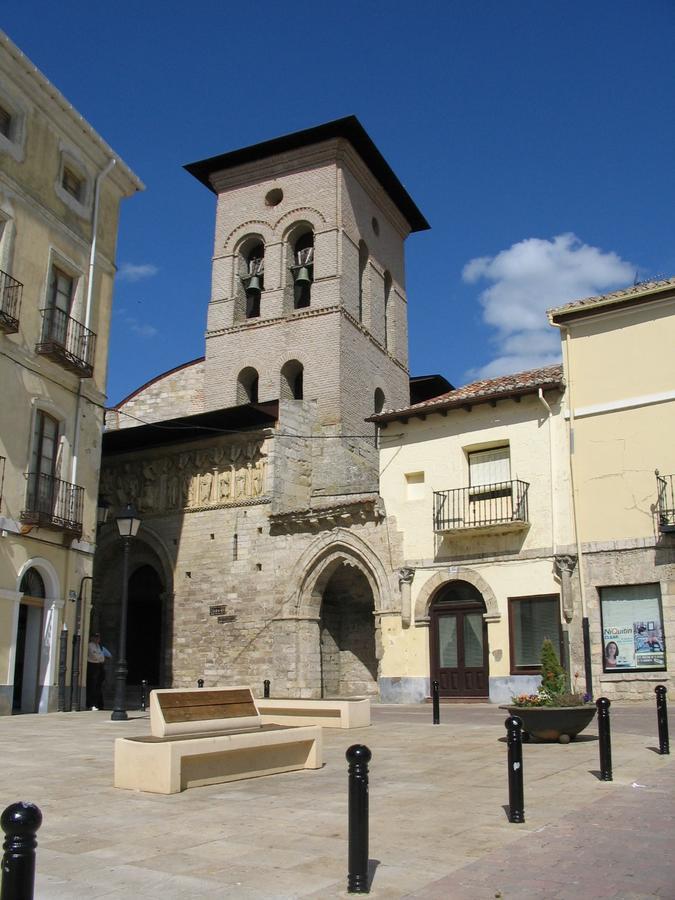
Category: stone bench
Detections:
[
  {"x1": 113, "y1": 687, "x2": 322, "y2": 794},
  {"x1": 257, "y1": 697, "x2": 371, "y2": 729}
]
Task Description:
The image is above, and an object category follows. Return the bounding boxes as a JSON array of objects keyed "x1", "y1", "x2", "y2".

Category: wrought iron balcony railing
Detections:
[
  {"x1": 0, "y1": 268, "x2": 23, "y2": 334},
  {"x1": 656, "y1": 471, "x2": 675, "y2": 533},
  {"x1": 21, "y1": 472, "x2": 84, "y2": 536},
  {"x1": 433, "y1": 479, "x2": 530, "y2": 533},
  {"x1": 36, "y1": 307, "x2": 96, "y2": 377}
]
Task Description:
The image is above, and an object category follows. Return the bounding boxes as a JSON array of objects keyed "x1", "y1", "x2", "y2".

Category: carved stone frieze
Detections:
[{"x1": 100, "y1": 441, "x2": 267, "y2": 515}]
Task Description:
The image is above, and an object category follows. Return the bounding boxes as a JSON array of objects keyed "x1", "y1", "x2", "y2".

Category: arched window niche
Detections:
[
  {"x1": 358, "y1": 241, "x2": 369, "y2": 322},
  {"x1": 286, "y1": 225, "x2": 314, "y2": 311},
  {"x1": 281, "y1": 359, "x2": 304, "y2": 401},
  {"x1": 383, "y1": 271, "x2": 392, "y2": 349},
  {"x1": 237, "y1": 366, "x2": 259, "y2": 404},
  {"x1": 237, "y1": 237, "x2": 265, "y2": 320}
]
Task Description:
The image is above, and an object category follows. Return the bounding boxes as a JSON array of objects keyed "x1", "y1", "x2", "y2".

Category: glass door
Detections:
[{"x1": 431, "y1": 604, "x2": 488, "y2": 698}]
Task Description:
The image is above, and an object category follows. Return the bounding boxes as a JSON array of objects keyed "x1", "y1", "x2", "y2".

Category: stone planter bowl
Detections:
[{"x1": 500, "y1": 704, "x2": 597, "y2": 743}]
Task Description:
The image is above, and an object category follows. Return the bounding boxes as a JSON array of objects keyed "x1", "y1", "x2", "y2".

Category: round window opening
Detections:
[
  {"x1": 265, "y1": 188, "x2": 283, "y2": 207},
  {"x1": 371, "y1": 216, "x2": 380, "y2": 236}
]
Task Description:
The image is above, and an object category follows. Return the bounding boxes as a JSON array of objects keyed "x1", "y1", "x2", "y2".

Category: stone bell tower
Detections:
[{"x1": 184, "y1": 117, "x2": 429, "y2": 437}]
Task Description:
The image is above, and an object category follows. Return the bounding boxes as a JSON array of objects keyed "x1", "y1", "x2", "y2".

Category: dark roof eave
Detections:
[
  {"x1": 103, "y1": 401, "x2": 279, "y2": 455},
  {"x1": 368, "y1": 380, "x2": 563, "y2": 425},
  {"x1": 184, "y1": 116, "x2": 429, "y2": 233}
]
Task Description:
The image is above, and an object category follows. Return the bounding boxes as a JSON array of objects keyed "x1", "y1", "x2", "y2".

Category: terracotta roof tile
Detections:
[
  {"x1": 548, "y1": 277, "x2": 675, "y2": 319},
  {"x1": 369, "y1": 364, "x2": 563, "y2": 423}
]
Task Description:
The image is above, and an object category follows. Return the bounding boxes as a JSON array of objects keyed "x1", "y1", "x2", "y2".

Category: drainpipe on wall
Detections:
[
  {"x1": 537, "y1": 388, "x2": 556, "y2": 557},
  {"x1": 554, "y1": 322, "x2": 593, "y2": 696},
  {"x1": 64, "y1": 159, "x2": 116, "y2": 709},
  {"x1": 70, "y1": 157, "x2": 116, "y2": 489}
]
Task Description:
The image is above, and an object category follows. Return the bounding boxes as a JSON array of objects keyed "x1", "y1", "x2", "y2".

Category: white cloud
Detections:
[
  {"x1": 127, "y1": 318, "x2": 158, "y2": 338},
  {"x1": 118, "y1": 262, "x2": 159, "y2": 282},
  {"x1": 462, "y1": 233, "x2": 634, "y2": 378}
]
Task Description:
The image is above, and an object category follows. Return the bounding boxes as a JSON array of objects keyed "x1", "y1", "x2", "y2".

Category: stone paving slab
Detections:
[{"x1": 0, "y1": 704, "x2": 672, "y2": 898}]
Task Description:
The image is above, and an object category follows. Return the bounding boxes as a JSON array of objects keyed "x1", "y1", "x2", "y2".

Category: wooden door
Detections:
[{"x1": 431, "y1": 603, "x2": 488, "y2": 698}]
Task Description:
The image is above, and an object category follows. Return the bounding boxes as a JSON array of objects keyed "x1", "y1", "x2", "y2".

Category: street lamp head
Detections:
[
  {"x1": 115, "y1": 503, "x2": 141, "y2": 538},
  {"x1": 97, "y1": 496, "x2": 111, "y2": 527}
]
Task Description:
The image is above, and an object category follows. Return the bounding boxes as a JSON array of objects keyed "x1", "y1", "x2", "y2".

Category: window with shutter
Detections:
[
  {"x1": 509, "y1": 595, "x2": 562, "y2": 673},
  {"x1": 469, "y1": 446, "x2": 510, "y2": 487}
]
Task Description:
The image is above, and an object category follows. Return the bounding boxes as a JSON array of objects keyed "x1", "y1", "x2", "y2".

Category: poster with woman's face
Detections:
[{"x1": 601, "y1": 585, "x2": 665, "y2": 672}]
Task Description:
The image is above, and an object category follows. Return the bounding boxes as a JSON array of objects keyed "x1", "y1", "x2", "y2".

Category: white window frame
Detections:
[
  {"x1": 0, "y1": 87, "x2": 27, "y2": 162},
  {"x1": 468, "y1": 446, "x2": 511, "y2": 490},
  {"x1": 55, "y1": 147, "x2": 92, "y2": 218}
]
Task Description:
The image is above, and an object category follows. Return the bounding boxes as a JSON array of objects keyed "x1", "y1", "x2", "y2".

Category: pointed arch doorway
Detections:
[
  {"x1": 430, "y1": 581, "x2": 489, "y2": 698},
  {"x1": 319, "y1": 562, "x2": 378, "y2": 698}
]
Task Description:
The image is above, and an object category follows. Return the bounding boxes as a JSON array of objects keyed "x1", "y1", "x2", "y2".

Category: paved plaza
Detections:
[{"x1": 0, "y1": 702, "x2": 673, "y2": 898}]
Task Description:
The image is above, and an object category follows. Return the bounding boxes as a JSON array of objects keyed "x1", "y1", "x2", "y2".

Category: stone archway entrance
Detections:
[
  {"x1": 430, "y1": 581, "x2": 489, "y2": 699},
  {"x1": 319, "y1": 562, "x2": 378, "y2": 698}
]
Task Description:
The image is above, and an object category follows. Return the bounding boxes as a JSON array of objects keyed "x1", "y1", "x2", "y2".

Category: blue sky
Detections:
[{"x1": 5, "y1": 2, "x2": 674, "y2": 404}]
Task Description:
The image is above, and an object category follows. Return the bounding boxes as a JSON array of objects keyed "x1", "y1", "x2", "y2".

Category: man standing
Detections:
[{"x1": 86, "y1": 633, "x2": 111, "y2": 710}]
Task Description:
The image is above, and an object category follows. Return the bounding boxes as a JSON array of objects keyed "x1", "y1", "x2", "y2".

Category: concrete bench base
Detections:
[
  {"x1": 114, "y1": 723, "x2": 322, "y2": 794},
  {"x1": 257, "y1": 697, "x2": 370, "y2": 729}
]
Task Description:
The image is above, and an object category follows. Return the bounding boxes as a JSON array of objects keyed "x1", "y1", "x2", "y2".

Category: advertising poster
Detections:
[{"x1": 601, "y1": 585, "x2": 665, "y2": 671}]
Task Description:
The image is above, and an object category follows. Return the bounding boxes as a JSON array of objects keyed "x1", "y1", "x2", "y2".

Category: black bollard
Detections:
[
  {"x1": 432, "y1": 680, "x2": 440, "y2": 725},
  {"x1": 197, "y1": 679, "x2": 204, "y2": 689},
  {"x1": 596, "y1": 697, "x2": 612, "y2": 781},
  {"x1": 655, "y1": 685, "x2": 669, "y2": 755},
  {"x1": 346, "y1": 744, "x2": 371, "y2": 894},
  {"x1": 505, "y1": 716, "x2": 525, "y2": 823},
  {"x1": 140, "y1": 679, "x2": 148, "y2": 713},
  {"x1": 1, "y1": 802, "x2": 42, "y2": 900},
  {"x1": 263, "y1": 679, "x2": 270, "y2": 699}
]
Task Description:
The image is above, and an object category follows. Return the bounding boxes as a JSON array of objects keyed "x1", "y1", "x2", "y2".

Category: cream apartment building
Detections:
[
  {"x1": 548, "y1": 278, "x2": 675, "y2": 700},
  {"x1": 370, "y1": 365, "x2": 574, "y2": 703},
  {"x1": 0, "y1": 32, "x2": 142, "y2": 714}
]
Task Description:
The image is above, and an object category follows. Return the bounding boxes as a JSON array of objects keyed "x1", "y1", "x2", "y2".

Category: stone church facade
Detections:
[{"x1": 94, "y1": 118, "x2": 429, "y2": 701}]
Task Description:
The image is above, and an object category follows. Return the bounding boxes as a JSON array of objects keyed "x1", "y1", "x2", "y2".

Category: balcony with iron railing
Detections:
[
  {"x1": 36, "y1": 307, "x2": 96, "y2": 377},
  {"x1": 0, "y1": 269, "x2": 23, "y2": 334},
  {"x1": 21, "y1": 472, "x2": 84, "y2": 536},
  {"x1": 656, "y1": 470, "x2": 675, "y2": 534},
  {"x1": 433, "y1": 479, "x2": 530, "y2": 534}
]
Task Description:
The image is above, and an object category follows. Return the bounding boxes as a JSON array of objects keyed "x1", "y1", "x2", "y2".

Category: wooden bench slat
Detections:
[
  {"x1": 159, "y1": 689, "x2": 253, "y2": 709},
  {"x1": 163, "y1": 702, "x2": 258, "y2": 723}
]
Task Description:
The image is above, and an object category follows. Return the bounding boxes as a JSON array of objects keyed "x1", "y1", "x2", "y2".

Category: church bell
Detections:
[{"x1": 293, "y1": 265, "x2": 312, "y2": 286}]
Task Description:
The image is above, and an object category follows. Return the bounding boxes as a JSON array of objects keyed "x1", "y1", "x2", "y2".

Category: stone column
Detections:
[
  {"x1": 554, "y1": 555, "x2": 578, "y2": 623},
  {"x1": 398, "y1": 567, "x2": 415, "y2": 628}
]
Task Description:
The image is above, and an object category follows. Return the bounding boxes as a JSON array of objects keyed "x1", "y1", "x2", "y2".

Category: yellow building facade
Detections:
[
  {"x1": 372, "y1": 366, "x2": 575, "y2": 703},
  {"x1": 549, "y1": 279, "x2": 675, "y2": 700},
  {"x1": 0, "y1": 33, "x2": 142, "y2": 714},
  {"x1": 373, "y1": 279, "x2": 674, "y2": 704}
]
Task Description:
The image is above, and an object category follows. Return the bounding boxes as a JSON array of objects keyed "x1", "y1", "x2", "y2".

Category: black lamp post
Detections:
[{"x1": 111, "y1": 503, "x2": 141, "y2": 722}]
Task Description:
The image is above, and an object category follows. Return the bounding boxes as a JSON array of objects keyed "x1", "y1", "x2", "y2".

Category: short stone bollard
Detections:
[
  {"x1": 346, "y1": 744, "x2": 371, "y2": 894},
  {"x1": 505, "y1": 716, "x2": 525, "y2": 823},
  {"x1": 263, "y1": 679, "x2": 270, "y2": 699},
  {"x1": 1, "y1": 802, "x2": 43, "y2": 900},
  {"x1": 140, "y1": 679, "x2": 148, "y2": 712},
  {"x1": 596, "y1": 697, "x2": 612, "y2": 781},
  {"x1": 197, "y1": 678, "x2": 204, "y2": 689},
  {"x1": 655, "y1": 685, "x2": 669, "y2": 755},
  {"x1": 432, "y1": 680, "x2": 440, "y2": 725}
]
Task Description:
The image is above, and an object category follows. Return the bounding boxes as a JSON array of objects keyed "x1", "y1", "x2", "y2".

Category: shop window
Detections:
[
  {"x1": 509, "y1": 594, "x2": 562, "y2": 673},
  {"x1": 600, "y1": 583, "x2": 665, "y2": 672}
]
